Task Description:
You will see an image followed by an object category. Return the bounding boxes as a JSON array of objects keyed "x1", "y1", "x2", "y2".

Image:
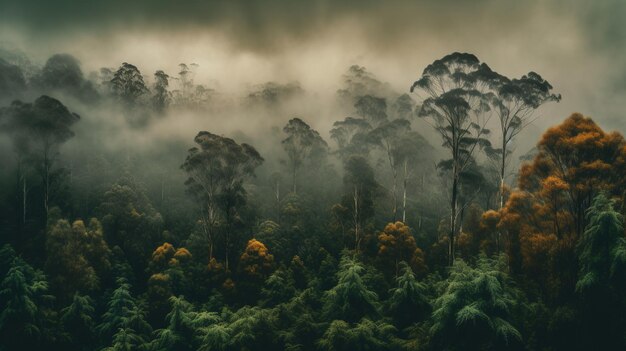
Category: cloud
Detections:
[{"x1": 1, "y1": 0, "x2": 626, "y2": 146}]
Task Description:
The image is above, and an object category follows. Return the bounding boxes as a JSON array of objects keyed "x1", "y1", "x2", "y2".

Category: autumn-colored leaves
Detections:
[{"x1": 487, "y1": 113, "x2": 626, "y2": 299}]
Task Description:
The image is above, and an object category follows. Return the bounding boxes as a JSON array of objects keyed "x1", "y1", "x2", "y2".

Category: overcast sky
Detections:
[{"x1": 1, "y1": 0, "x2": 625, "y2": 139}]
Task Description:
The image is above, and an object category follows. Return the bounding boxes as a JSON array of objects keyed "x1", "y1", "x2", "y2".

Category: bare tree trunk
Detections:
[
  {"x1": 402, "y1": 159, "x2": 408, "y2": 224},
  {"x1": 44, "y1": 153, "x2": 50, "y2": 216},
  {"x1": 353, "y1": 185, "x2": 360, "y2": 253},
  {"x1": 275, "y1": 178, "x2": 280, "y2": 223},
  {"x1": 392, "y1": 171, "x2": 398, "y2": 221},
  {"x1": 160, "y1": 176, "x2": 164, "y2": 210},
  {"x1": 449, "y1": 166, "x2": 459, "y2": 266},
  {"x1": 23, "y1": 177, "x2": 27, "y2": 225},
  {"x1": 205, "y1": 199, "x2": 216, "y2": 261},
  {"x1": 499, "y1": 140, "x2": 507, "y2": 209},
  {"x1": 292, "y1": 166, "x2": 297, "y2": 194}
]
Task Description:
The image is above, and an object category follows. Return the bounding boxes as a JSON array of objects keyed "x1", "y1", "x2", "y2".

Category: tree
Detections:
[
  {"x1": 390, "y1": 93, "x2": 415, "y2": 120},
  {"x1": 323, "y1": 255, "x2": 379, "y2": 323},
  {"x1": 523, "y1": 113, "x2": 626, "y2": 237},
  {"x1": 339, "y1": 156, "x2": 378, "y2": 253},
  {"x1": 392, "y1": 131, "x2": 433, "y2": 224},
  {"x1": 174, "y1": 63, "x2": 198, "y2": 106},
  {"x1": 487, "y1": 72, "x2": 560, "y2": 209},
  {"x1": 0, "y1": 96, "x2": 80, "y2": 217},
  {"x1": 368, "y1": 118, "x2": 411, "y2": 220},
  {"x1": 499, "y1": 114, "x2": 626, "y2": 298},
  {"x1": 103, "y1": 328, "x2": 143, "y2": 351},
  {"x1": 247, "y1": 81, "x2": 304, "y2": 106},
  {"x1": 60, "y1": 294, "x2": 96, "y2": 351},
  {"x1": 181, "y1": 132, "x2": 263, "y2": 268},
  {"x1": 110, "y1": 62, "x2": 149, "y2": 107},
  {"x1": 98, "y1": 176, "x2": 163, "y2": 280},
  {"x1": 318, "y1": 318, "x2": 398, "y2": 351},
  {"x1": 98, "y1": 279, "x2": 150, "y2": 344},
  {"x1": 238, "y1": 239, "x2": 275, "y2": 302},
  {"x1": 386, "y1": 262, "x2": 430, "y2": 330},
  {"x1": 151, "y1": 296, "x2": 196, "y2": 351},
  {"x1": 429, "y1": 256, "x2": 523, "y2": 351},
  {"x1": 410, "y1": 52, "x2": 493, "y2": 265},
  {"x1": 45, "y1": 218, "x2": 111, "y2": 301},
  {"x1": 337, "y1": 65, "x2": 393, "y2": 103},
  {"x1": 0, "y1": 257, "x2": 53, "y2": 351},
  {"x1": 152, "y1": 70, "x2": 171, "y2": 113},
  {"x1": 281, "y1": 118, "x2": 328, "y2": 194},
  {"x1": 150, "y1": 243, "x2": 192, "y2": 273},
  {"x1": 575, "y1": 193, "x2": 626, "y2": 349},
  {"x1": 35, "y1": 53, "x2": 98, "y2": 102},
  {"x1": 260, "y1": 266, "x2": 296, "y2": 307},
  {"x1": 354, "y1": 95, "x2": 388, "y2": 127},
  {"x1": 376, "y1": 222, "x2": 421, "y2": 278},
  {"x1": 329, "y1": 117, "x2": 372, "y2": 160}
]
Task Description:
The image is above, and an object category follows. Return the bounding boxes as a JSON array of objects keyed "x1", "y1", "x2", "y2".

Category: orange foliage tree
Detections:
[
  {"x1": 499, "y1": 113, "x2": 626, "y2": 300},
  {"x1": 376, "y1": 222, "x2": 426, "y2": 278},
  {"x1": 147, "y1": 242, "x2": 192, "y2": 319},
  {"x1": 236, "y1": 239, "x2": 275, "y2": 303},
  {"x1": 239, "y1": 239, "x2": 275, "y2": 281}
]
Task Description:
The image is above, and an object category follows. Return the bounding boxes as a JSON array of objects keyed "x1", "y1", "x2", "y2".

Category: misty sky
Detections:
[{"x1": 1, "y1": 0, "x2": 626, "y2": 140}]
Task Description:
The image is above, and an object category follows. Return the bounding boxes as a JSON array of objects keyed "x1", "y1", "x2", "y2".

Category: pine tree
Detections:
[
  {"x1": 151, "y1": 296, "x2": 195, "y2": 351},
  {"x1": 430, "y1": 256, "x2": 523, "y2": 351},
  {"x1": 60, "y1": 294, "x2": 96, "y2": 351},
  {"x1": 318, "y1": 318, "x2": 398, "y2": 351},
  {"x1": 98, "y1": 278, "x2": 150, "y2": 346},
  {"x1": 0, "y1": 258, "x2": 52, "y2": 351},
  {"x1": 103, "y1": 327, "x2": 143, "y2": 351},
  {"x1": 260, "y1": 266, "x2": 296, "y2": 307},
  {"x1": 576, "y1": 192, "x2": 626, "y2": 349},
  {"x1": 385, "y1": 262, "x2": 430, "y2": 330},
  {"x1": 323, "y1": 255, "x2": 379, "y2": 323}
]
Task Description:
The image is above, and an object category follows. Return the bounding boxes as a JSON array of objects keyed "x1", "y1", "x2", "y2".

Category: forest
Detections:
[{"x1": 2, "y1": 1, "x2": 626, "y2": 350}]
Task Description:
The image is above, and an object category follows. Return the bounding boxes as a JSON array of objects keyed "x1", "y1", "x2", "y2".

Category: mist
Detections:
[{"x1": 2, "y1": 1, "x2": 626, "y2": 350}]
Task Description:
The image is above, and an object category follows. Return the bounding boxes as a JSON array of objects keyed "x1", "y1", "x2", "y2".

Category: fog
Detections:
[{"x1": 1, "y1": 0, "x2": 625, "y2": 215}]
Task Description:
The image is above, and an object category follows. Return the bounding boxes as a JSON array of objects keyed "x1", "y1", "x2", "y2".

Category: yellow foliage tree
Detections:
[{"x1": 376, "y1": 222, "x2": 425, "y2": 278}]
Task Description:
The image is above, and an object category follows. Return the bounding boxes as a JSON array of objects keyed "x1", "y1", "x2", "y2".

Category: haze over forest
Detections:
[{"x1": 1, "y1": 1, "x2": 626, "y2": 350}]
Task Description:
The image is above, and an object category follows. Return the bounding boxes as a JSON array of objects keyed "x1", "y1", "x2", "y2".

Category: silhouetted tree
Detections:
[
  {"x1": 410, "y1": 52, "x2": 492, "y2": 265},
  {"x1": 181, "y1": 132, "x2": 263, "y2": 268},
  {"x1": 152, "y1": 70, "x2": 171, "y2": 113},
  {"x1": 281, "y1": 118, "x2": 328, "y2": 194},
  {"x1": 110, "y1": 63, "x2": 149, "y2": 107},
  {"x1": 486, "y1": 71, "x2": 560, "y2": 208}
]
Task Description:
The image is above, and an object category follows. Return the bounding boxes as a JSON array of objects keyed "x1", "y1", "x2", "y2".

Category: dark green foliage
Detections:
[
  {"x1": 45, "y1": 218, "x2": 111, "y2": 302},
  {"x1": 110, "y1": 62, "x2": 149, "y2": 106},
  {"x1": 0, "y1": 47, "x2": 623, "y2": 351},
  {"x1": 386, "y1": 262, "x2": 430, "y2": 330},
  {"x1": 261, "y1": 266, "x2": 296, "y2": 307},
  {"x1": 98, "y1": 279, "x2": 151, "y2": 346},
  {"x1": 103, "y1": 328, "x2": 144, "y2": 351},
  {"x1": 575, "y1": 193, "x2": 626, "y2": 349},
  {"x1": 323, "y1": 255, "x2": 379, "y2": 323},
  {"x1": 152, "y1": 70, "x2": 171, "y2": 113},
  {"x1": 98, "y1": 177, "x2": 163, "y2": 282},
  {"x1": 429, "y1": 256, "x2": 523, "y2": 351},
  {"x1": 151, "y1": 296, "x2": 195, "y2": 351},
  {"x1": 318, "y1": 318, "x2": 398, "y2": 351},
  {"x1": 0, "y1": 95, "x2": 80, "y2": 220},
  {"x1": 0, "y1": 257, "x2": 53, "y2": 350},
  {"x1": 60, "y1": 294, "x2": 96, "y2": 351},
  {"x1": 35, "y1": 53, "x2": 99, "y2": 102}
]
